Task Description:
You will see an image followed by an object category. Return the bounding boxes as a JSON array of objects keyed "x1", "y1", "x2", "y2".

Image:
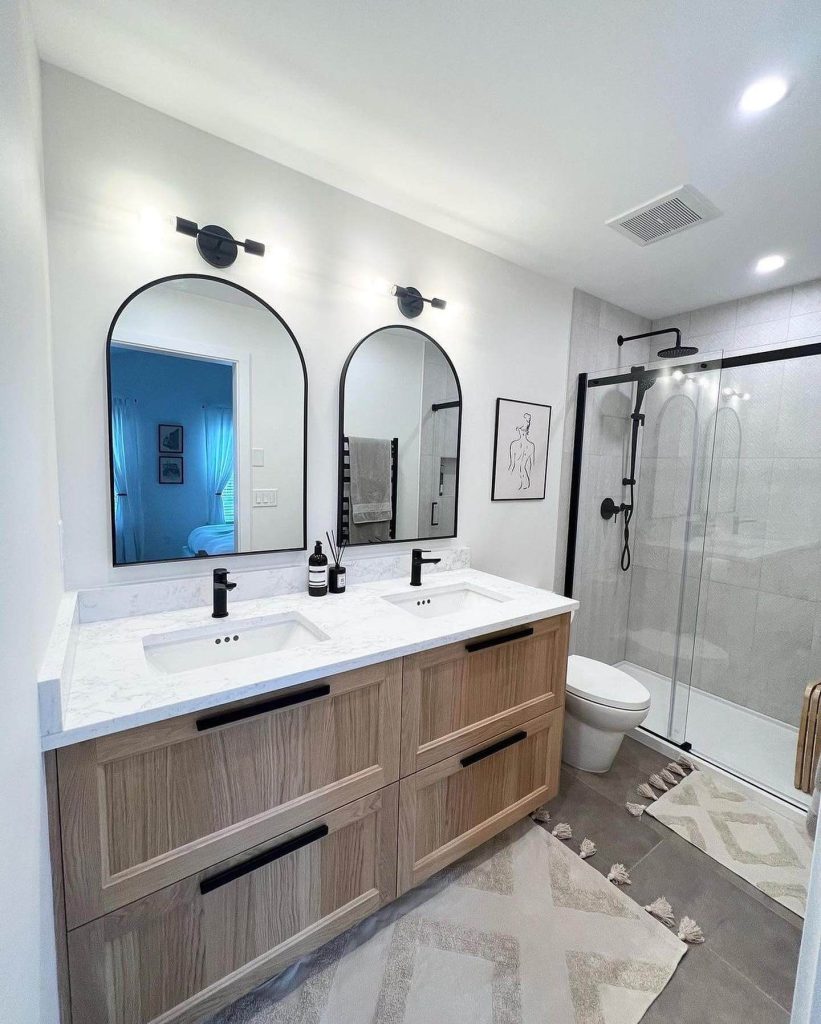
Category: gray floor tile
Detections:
[
  {"x1": 618, "y1": 735, "x2": 674, "y2": 775},
  {"x1": 542, "y1": 769, "x2": 664, "y2": 877},
  {"x1": 563, "y1": 740, "x2": 672, "y2": 809},
  {"x1": 627, "y1": 833, "x2": 801, "y2": 1010},
  {"x1": 556, "y1": 737, "x2": 803, "y2": 1018},
  {"x1": 642, "y1": 948, "x2": 790, "y2": 1023}
]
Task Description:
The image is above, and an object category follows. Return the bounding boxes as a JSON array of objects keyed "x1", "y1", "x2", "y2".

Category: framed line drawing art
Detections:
[{"x1": 491, "y1": 398, "x2": 551, "y2": 500}]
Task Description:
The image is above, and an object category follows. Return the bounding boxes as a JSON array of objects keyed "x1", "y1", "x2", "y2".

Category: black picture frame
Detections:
[
  {"x1": 158, "y1": 456, "x2": 184, "y2": 484},
  {"x1": 158, "y1": 423, "x2": 184, "y2": 454},
  {"x1": 106, "y1": 273, "x2": 309, "y2": 567},
  {"x1": 491, "y1": 397, "x2": 551, "y2": 501}
]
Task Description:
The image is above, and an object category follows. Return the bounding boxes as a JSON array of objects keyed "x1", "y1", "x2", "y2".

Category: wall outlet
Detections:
[{"x1": 253, "y1": 488, "x2": 278, "y2": 507}]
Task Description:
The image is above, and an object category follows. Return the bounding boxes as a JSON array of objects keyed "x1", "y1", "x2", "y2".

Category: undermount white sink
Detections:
[
  {"x1": 143, "y1": 612, "x2": 329, "y2": 674},
  {"x1": 381, "y1": 582, "x2": 510, "y2": 619}
]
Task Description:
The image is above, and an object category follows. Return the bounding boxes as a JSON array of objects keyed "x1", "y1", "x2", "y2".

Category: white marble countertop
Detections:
[{"x1": 40, "y1": 569, "x2": 577, "y2": 750}]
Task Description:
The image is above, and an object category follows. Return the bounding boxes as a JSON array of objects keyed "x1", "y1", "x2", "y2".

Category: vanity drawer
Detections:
[
  {"x1": 58, "y1": 660, "x2": 401, "y2": 928},
  {"x1": 67, "y1": 786, "x2": 398, "y2": 1024},
  {"x1": 397, "y1": 708, "x2": 562, "y2": 895},
  {"x1": 400, "y1": 613, "x2": 569, "y2": 775}
]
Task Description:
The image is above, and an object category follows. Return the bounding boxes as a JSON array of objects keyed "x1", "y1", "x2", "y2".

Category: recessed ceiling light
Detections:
[
  {"x1": 739, "y1": 76, "x2": 789, "y2": 113},
  {"x1": 755, "y1": 254, "x2": 786, "y2": 274}
]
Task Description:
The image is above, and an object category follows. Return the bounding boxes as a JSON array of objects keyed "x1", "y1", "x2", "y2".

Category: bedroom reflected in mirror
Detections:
[
  {"x1": 338, "y1": 325, "x2": 461, "y2": 545},
  {"x1": 107, "y1": 275, "x2": 307, "y2": 565}
]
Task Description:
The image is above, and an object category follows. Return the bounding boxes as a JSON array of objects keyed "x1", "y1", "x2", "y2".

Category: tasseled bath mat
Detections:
[
  {"x1": 206, "y1": 821, "x2": 686, "y2": 1024},
  {"x1": 646, "y1": 770, "x2": 812, "y2": 917}
]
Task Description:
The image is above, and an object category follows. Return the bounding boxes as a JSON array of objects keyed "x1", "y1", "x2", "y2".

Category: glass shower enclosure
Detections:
[{"x1": 565, "y1": 338, "x2": 821, "y2": 808}]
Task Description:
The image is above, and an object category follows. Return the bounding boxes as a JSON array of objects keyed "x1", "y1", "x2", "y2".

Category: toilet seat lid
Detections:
[{"x1": 566, "y1": 656, "x2": 651, "y2": 711}]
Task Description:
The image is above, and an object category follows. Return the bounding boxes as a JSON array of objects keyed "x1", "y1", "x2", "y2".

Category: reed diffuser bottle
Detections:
[{"x1": 326, "y1": 530, "x2": 347, "y2": 594}]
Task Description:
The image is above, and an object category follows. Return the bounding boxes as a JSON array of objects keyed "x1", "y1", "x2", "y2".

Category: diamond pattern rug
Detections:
[
  {"x1": 209, "y1": 821, "x2": 685, "y2": 1024},
  {"x1": 645, "y1": 770, "x2": 813, "y2": 917}
]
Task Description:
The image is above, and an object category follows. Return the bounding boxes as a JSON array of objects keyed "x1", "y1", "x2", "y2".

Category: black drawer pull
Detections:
[
  {"x1": 200, "y1": 824, "x2": 329, "y2": 895},
  {"x1": 460, "y1": 730, "x2": 527, "y2": 768},
  {"x1": 465, "y1": 627, "x2": 534, "y2": 653},
  {"x1": 196, "y1": 684, "x2": 331, "y2": 731}
]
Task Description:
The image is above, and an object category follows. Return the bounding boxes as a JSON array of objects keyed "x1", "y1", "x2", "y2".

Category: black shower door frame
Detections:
[{"x1": 563, "y1": 339, "x2": 821, "y2": 600}]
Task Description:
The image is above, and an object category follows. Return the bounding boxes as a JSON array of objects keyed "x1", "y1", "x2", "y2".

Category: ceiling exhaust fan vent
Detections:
[{"x1": 607, "y1": 185, "x2": 721, "y2": 246}]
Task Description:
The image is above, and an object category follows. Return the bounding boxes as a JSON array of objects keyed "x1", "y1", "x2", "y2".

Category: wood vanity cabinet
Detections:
[
  {"x1": 397, "y1": 709, "x2": 563, "y2": 895},
  {"x1": 68, "y1": 788, "x2": 398, "y2": 1024},
  {"x1": 57, "y1": 659, "x2": 402, "y2": 928},
  {"x1": 50, "y1": 613, "x2": 569, "y2": 1024},
  {"x1": 400, "y1": 614, "x2": 569, "y2": 775}
]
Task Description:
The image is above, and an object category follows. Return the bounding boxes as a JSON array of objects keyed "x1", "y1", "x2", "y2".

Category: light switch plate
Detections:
[
  {"x1": 253, "y1": 488, "x2": 278, "y2": 507},
  {"x1": 251, "y1": 448, "x2": 264, "y2": 467}
]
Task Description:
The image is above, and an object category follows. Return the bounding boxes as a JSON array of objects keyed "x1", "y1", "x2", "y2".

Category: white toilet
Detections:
[{"x1": 562, "y1": 655, "x2": 651, "y2": 773}]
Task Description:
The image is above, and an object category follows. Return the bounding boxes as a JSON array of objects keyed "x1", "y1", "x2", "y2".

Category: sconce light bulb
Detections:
[
  {"x1": 370, "y1": 277, "x2": 392, "y2": 296},
  {"x1": 672, "y1": 369, "x2": 684, "y2": 381},
  {"x1": 722, "y1": 386, "x2": 733, "y2": 396},
  {"x1": 741, "y1": 392, "x2": 751, "y2": 401},
  {"x1": 139, "y1": 207, "x2": 170, "y2": 238},
  {"x1": 266, "y1": 244, "x2": 289, "y2": 267}
]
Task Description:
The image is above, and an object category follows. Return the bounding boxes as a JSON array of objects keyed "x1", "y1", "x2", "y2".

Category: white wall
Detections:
[
  {"x1": 0, "y1": 3, "x2": 63, "y2": 1020},
  {"x1": 42, "y1": 66, "x2": 573, "y2": 592}
]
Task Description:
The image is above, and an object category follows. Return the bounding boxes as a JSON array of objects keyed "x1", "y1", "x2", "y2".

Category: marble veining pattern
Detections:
[
  {"x1": 40, "y1": 568, "x2": 576, "y2": 750},
  {"x1": 75, "y1": 546, "x2": 472, "y2": 623}
]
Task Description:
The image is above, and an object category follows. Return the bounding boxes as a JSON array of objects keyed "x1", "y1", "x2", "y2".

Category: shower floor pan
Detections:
[{"x1": 616, "y1": 661, "x2": 810, "y2": 811}]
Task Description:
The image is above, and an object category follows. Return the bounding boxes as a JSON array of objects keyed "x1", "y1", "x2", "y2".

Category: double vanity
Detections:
[
  {"x1": 42, "y1": 566, "x2": 575, "y2": 1024},
  {"x1": 37, "y1": 266, "x2": 575, "y2": 1023}
]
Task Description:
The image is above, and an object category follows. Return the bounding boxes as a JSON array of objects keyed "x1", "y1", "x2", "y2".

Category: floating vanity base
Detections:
[{"x1": 47, "y1": 607, "x2": 570, "y2": 1023}]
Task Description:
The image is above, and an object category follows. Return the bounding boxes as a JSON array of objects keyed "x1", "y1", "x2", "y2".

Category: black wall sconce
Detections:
[
  {"x1": 392, "y1": 284, "x2": 447, "y2": 319},
  {"x1": 176, "y1": 217, "x2": 265, "y2": 268}
]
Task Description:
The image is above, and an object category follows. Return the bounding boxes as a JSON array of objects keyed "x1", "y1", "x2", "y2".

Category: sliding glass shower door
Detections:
[
  {"x1": 688, "y1": 344, "x2": 821, "y2": 803},
  {"x1": 568, "y1": 354, "x2": 721, "y2": 746},
  {"x1": 568, "y1": 338, "x2": 821, "y2": 806},
  {"x1": 626, "y1": 357, "x2": 722, "y2": 744}
]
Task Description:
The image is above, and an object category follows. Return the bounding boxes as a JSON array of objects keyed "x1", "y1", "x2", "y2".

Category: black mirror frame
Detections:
[
  {"x1": 106, "y1": 273, "x2": 308, "y2": 567},
  {"x1": 337, "y1": 323, "x2": 462, "y2": 547}
]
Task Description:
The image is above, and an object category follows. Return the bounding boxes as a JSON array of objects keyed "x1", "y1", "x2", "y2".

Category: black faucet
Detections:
[
  {"x1": 212, "y1": 567, "x2": 237, "y2": 618},
  {"x1": 410, "y1": 548, "x2": 441, "y2": 586}
]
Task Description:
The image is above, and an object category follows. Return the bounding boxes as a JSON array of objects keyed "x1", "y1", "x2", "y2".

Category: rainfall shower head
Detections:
[
  {"x1": 617, "y1": 327, "x2": 697, "y2": 359},
  {"x1": 657, "y1": 341, "x2": 699, "y2": 358}
]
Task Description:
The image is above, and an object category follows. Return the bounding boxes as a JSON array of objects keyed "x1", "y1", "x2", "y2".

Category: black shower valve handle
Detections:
[{"x1": 600, "y1": 497, "x2": 628, "y2": 522}]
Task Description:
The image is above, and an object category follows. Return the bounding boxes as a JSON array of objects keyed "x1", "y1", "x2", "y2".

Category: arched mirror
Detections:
[
  {"x1": 338, "y1": 325, "x2": 461, "y2": 545},
  {"x1": 107, "y1": 275, "x2": 306, "y2": 565}
]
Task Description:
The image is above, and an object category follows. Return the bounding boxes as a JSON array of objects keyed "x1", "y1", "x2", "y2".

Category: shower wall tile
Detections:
[
  {"x1": 748, "y1": 592, "x2": 816, "y2": 726},
  {"x1": 737, "y1": 287, "x2": 793, "y2": 326},
  {"x1": 787, "y1": 310, "x2": 821, "y2": 342},
  {"x1": 554, "y1": 288, "x2": 650, "y2": 598},
  {"x1": 686, "y1": 329, "x2": 734, "y2": 355},
  {"x1": 774, "y1": 363, "x2": 821, "y2": 458},
  {"x1": 579, "y1": 456, "x2": 634, "y2": 574},
  {"x1": 572, "y1": 288, "x2": 602, "y2": 326},
  {"x1": 571, "y1": 568, "x2": 630, "y2": 664},
  {"x1": 625, "y1": 565, "x2": 680, "y2": 674},
  {"x1": 790, "y1": 279, "x2": 821, "y2": 317},
  {"x1": 599, "y1": 299, "x2": 647, "y2": 340},
  {"x1": 689, "y1": 300, "x2": 738, "y2": 337},
  {"x1": 759, "y1": 542, "x2": 821, "y2": 604},
  {"x1": 690, "y1": 579, "x2": 758, "y2": 703},
  {"x1": 651, "y1": 312, "x2": 690, "y2": 336},
  {"x1": 732, "y1": 318, "x2": 789, "y2": 352}
]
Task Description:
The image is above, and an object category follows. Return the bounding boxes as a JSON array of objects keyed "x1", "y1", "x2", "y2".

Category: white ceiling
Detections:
[{"x1": 33, "y1": 0, "x2": 821, "y2": 318}]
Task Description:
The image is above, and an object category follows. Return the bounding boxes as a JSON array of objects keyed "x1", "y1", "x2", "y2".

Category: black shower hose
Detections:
[{"x1": 621, "y1": 501, "x2": 633, "y2": 571}]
